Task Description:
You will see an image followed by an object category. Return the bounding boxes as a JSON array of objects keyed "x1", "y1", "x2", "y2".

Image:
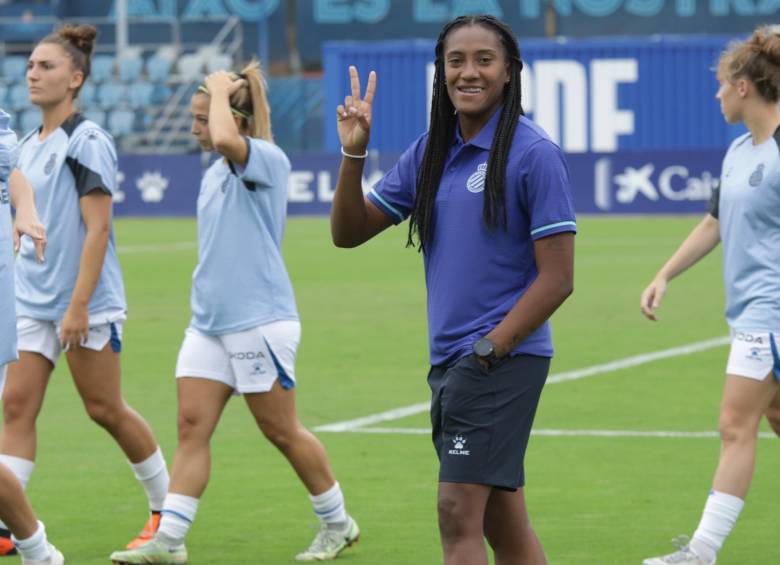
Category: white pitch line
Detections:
[
  {"x1": 314, "y1": 336, "x2": 730, "y2": 433},
  {"x1": 117, "y1": 241, "x2": 197, "y2": 254},
  {"x1": 547, "y1": 335, "x2": 730, "y2": 384},
  {"x1": 320, "y1": 427, "x2": 777, "y2": 439},
  {"x1": 315, "y1": 402, "x2": 430, "y2": 432}
]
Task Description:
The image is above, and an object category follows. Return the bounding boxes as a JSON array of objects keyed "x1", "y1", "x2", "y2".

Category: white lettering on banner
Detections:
[
  {"x1": 288, "y1": 170, "x2": 386, "y2": 203},
  {"x1": 113, "y1": 170, "x2": 126, "y2": 203},
  {"x1": 318, "y1": 171, "x2": 336, "y2": 202},
  {"x1": 532, "y1": 60, "x2": 588, "y2": 152},
  {"x1": 594, "y1": 158, "x2": 719, "y2": 211},
  {"x1": 591, "y1": 59, "x2": 637, "y2": 151},
  {"x1": 289, "y1": 171, "x2": 315, "y2": 203},
  {"x1": 429, "y1": 58, "x2": 638, "y2": 152}
]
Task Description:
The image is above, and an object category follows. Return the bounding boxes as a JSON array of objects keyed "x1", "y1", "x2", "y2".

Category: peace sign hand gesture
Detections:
[{"x1": 336, "y1": 66, "x2": 376, "y2": 156}]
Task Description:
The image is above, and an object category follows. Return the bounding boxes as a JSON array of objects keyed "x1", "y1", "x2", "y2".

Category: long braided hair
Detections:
[{"x1": 407, "y1": 15, "x2": 524, "y2": 253}]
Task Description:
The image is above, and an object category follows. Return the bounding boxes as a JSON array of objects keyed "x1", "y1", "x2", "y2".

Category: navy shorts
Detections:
[{"x1": 428, "y1": 353, "x2": 549, "y2": 491}]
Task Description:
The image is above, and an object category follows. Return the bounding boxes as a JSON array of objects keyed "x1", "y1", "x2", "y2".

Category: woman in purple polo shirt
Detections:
[{"x1": 330, "y1": 14, "x2": 576, "y2": 565}]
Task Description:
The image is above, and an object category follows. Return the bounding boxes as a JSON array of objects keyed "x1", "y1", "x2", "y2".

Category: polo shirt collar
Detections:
[{"x1": 453, "y1": 105, "x2": 504, "y2": 150}]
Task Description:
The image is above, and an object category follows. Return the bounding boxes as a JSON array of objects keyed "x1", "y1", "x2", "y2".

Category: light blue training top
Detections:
[
  {"x1": 0, "y1": 109, "x2": 19, "y2": 366},
  {"x1": 14, "y1": 113, "x2": 126, "y2": 320},
  {"x1": 190, "y1": 137, "x2": 298, "y2": 335},
  {"x1": 709, "y1": 126, "x2": 780, "y2": 331}
]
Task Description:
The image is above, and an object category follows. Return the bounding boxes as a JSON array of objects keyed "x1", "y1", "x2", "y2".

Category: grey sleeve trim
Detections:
[
  {"x1": 707, "y1": 185, "x2": 719, "y2": 219},
  {"x1": 66, "y1": 156, "x2": 112, "y2": 197},
  {"x1": 773, "y1": 124, "x2": 780, "y2": 154}
]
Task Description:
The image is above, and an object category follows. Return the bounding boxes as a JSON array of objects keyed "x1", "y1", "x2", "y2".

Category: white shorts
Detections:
[
  {"x1": 175, "y1": 320, "x2": 301, "y2": 394},
  {"x1": 726, "y1": 330, "x2": 780, "y2": 381},
  {"x1": 17, "y1": 310, "x2": 126, "y2": 365},
  {"x1": 0, "y1": 365, "x2": 6, "y2": 397}
]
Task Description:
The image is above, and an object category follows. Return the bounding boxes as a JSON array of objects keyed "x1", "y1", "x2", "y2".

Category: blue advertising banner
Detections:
[
  {"x1": 54, "y1": 1, "x2": 779, "y2": 66},
  {"x1": 114, "y1": 149, "x2": 722, "y2": 217},
  {"x1": 324, "y1": 36, "x2": 747, "y2": 154}
]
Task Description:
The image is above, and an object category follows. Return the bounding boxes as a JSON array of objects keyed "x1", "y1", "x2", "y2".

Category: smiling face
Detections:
[
  {"x1": 190, "y1": 93, "x2": 214, "y2": 150},
  {"x1": 26, "y1": 43, "x2": 84, "y2": 108},
  {"x1": 443, "y1": 24, "x2": 510, "y2": 126}
]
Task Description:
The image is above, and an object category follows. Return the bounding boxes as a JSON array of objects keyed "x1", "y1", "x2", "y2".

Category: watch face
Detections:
[{"x1": 474, "y1": 338, "x2": 494, "y2": 357}]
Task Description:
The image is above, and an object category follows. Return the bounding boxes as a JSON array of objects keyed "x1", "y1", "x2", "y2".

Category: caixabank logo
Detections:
[{"x1": 592, "y1": 154, "x2": 719, "y2": 213}]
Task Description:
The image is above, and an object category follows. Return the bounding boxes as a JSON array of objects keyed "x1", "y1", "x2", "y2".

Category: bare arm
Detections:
[
  {"x1": 330, "y1": 66, "x2": 393, "y2": 247},
  {"x1": 486, "y1": 232, "x2": 575, "y2": 358},
  {"x1": 204, "y1": 71, "x2": 249, "y2": 166},
  {"x1": 59, "y1": 192, "x2": 112, "y2": 348},
  {"x1": 640, "y1": 213, "x2": 720, "y2": 321},
  {"x1": 331, "y1": 157, "x2": 393, "y2": 247},
  {"x1": 8, "y1": 168, "x2": 45, "y2": 261}
]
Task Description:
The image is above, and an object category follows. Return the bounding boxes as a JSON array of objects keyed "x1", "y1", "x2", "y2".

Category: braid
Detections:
[
  {"x1": 406, "y1": 20, "x2": 459, "y2": 252},
  {"x1": 407, "y1": 15, "x2": 525, "y2": 252}
]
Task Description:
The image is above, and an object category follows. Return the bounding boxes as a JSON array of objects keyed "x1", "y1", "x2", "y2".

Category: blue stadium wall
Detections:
[
  {"x1": 113, "y1": 34, "x2": 740, "y2": 216},
  {"x1": 5, "y1": 1, "x2": 775, "y2": 66}
]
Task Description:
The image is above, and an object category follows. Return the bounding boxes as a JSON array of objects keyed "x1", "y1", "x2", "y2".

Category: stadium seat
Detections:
[
  {"x1": 91, "y1": 55, "x2": 115, "y2": 83},
  {"x1": 118, "y1": 55, "x2": 144, "y2": 83},
  {"x1": 78, "y1": 81, "x2": 96, "y2": 106},
  {"x1": 151, "y1": 84, "x2": 173, "y2": 105},
  {"x1": 128, "y1": 81, "x2": 154, "y2": 109},
  {"x1": 83, "y1": 109, "x2": 106, "y2": 128},
  {"x1": 146, "y1": 52, "x2": 174, "y2": 83},
  {"x1": 108, "y1": 109, "x2": 135, "y2": 137},
  {"x1": 19, "y1": 109, "x2": 39, "y2": 133},
  {"x1": 1, "y1": 56, "x2": 27, "y2": 83},
  {"x1": 177, "y1": 53, "x2": 204, "y2": 82},
  {"x1": 97, "y1": 82, "x2": 125, "y2": 110},
  {"x1": 206, "y1": 53, "x2": 233, "y2": 74},
  {"x1": 8, "y1": 83, "x2": 30, "y2": 112}
]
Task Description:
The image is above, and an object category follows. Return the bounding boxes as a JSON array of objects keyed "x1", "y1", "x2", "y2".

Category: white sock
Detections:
[
  {"x1": 310, "y1": 482, "x2": 347, "y2": 527},
  {"x1": 691, "y1": 490, "x2": 744, "y2": 564},
  {"x1": 157, "y1": 493, "x2": 199, "y2": 548},
  {"x1": 0, "y1": 455, "x2": 35, "y2": 531},
  {"x1": 129, "y1": 447, "x2": 169, "y2": 512},
  {"x1": 12, "y1": 521, "x2": 49, "y2": 561}
]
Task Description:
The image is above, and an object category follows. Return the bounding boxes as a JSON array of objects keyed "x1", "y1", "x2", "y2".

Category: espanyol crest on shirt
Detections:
[
  {"x1": 466, "y1": 162, "x2": 487, "y2": 193},
  {"x1": 749, "y1": 163, "x2": 764, "y2": 187}
]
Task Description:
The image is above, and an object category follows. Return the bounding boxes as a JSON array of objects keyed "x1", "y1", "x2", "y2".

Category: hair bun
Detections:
[
  {"x1": 58, "y1": 24, "x2": 97, "y2": 56},
  {"x1": 762, "y1": 30, "x2": 780, "y2": 66}
]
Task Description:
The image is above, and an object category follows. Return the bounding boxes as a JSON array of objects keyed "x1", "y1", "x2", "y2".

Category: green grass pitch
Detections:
[{"x1": 11, "y1": 216, "x2": 780, "y2": 564}]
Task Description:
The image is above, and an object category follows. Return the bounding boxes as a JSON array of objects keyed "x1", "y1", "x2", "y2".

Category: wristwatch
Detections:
[{"x1": 473, "y1": 337, "x2": 498, "y2": 367}]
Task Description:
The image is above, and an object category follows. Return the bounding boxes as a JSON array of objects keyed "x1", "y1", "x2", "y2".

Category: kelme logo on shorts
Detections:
[
  {"x1": 466, "y1": 163, "x2": 487, "y2": 193},
  {"x1": 448, "y1": 434, "x2": 470, "y2": 456},
  {"x1": 749, "y1": 163, "x2": 764, "y2": 187},
  {"x1": 44, "y1": 153, "x2": 57, "y2": 175}
]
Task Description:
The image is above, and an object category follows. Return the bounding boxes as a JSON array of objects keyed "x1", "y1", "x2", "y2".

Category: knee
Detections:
[
  {"x1": 259, "y1": 420, "x2": 296, "y2": 452},
  {"x1": 2, "y1": 389, "x2": 36, "y2": 425},
  {"x1": 177, "y1": 410, "x2": 208, "y2": 444},
  {"x1": 437, "y1": 495, "x2": 470, "y2": 545},
  {"x1": 85, "y1": 399, "x2": 122, "y2": 430},
  {"x1": 718, "y1": 410, "x2": 758, "y2": 446}
]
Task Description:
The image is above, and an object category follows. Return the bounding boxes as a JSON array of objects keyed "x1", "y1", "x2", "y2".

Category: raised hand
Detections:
[
  {"x1": 336, "y1": 66, "x2": 376, "y2": 155},
  {"x1": 204, "y1": 70, "x2": 247, "y2": 96}
]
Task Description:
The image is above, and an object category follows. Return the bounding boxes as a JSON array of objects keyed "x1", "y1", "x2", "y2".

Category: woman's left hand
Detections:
[
  {"x1": 204, "y1": 71, "x2": 247, "y2": 97},
  {"x1": 59, "y1": 303, "x2": 89, "y2": 350}
]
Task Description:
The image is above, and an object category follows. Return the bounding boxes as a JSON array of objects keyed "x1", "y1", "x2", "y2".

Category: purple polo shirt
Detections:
[{"x1": 367, "y1": 109, "x2": 576, "y2": 366}]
